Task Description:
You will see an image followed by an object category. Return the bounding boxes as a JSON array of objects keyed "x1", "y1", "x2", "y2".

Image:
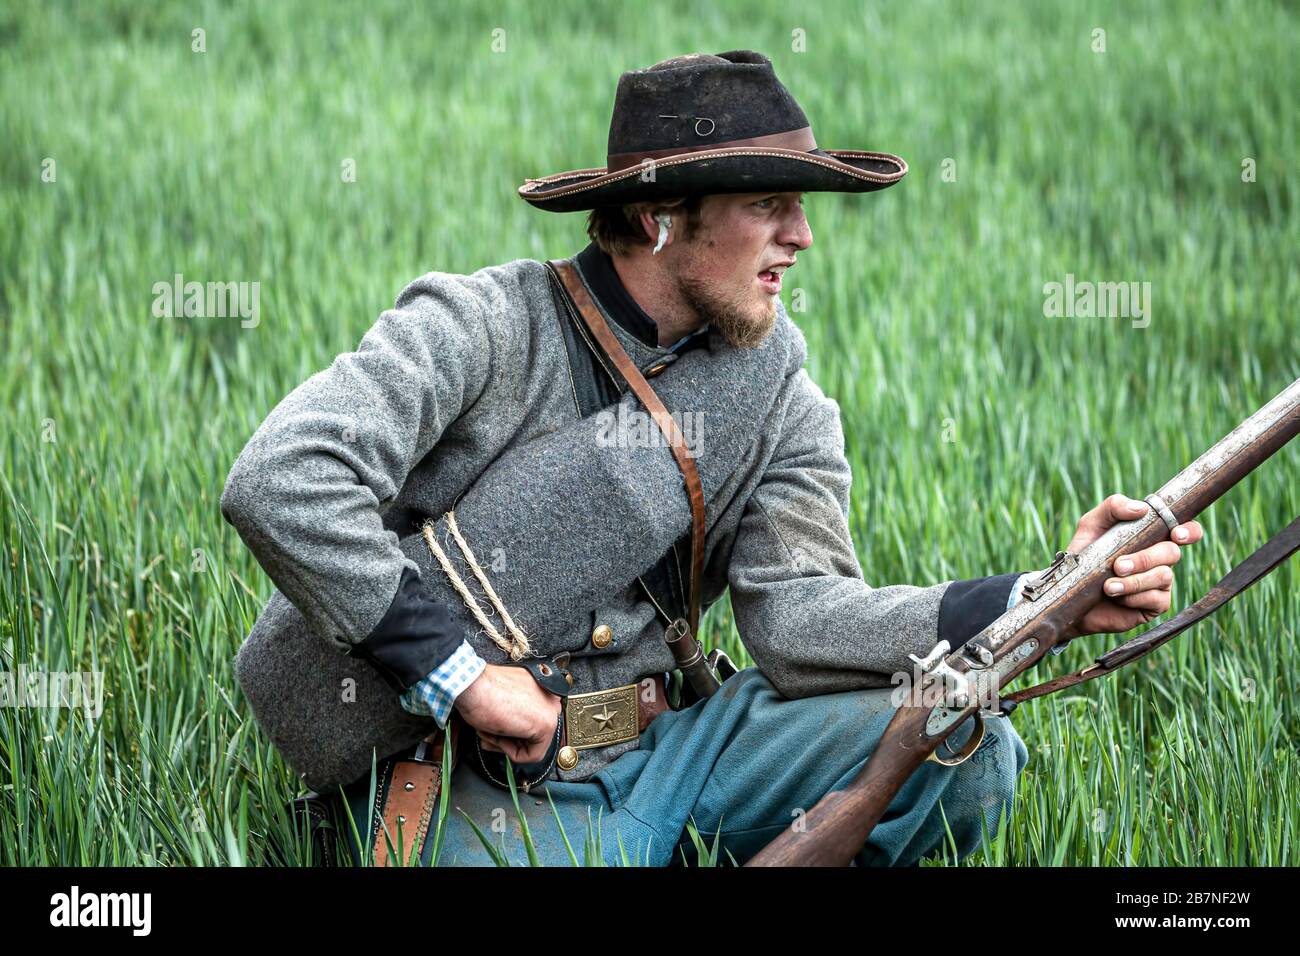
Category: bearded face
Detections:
[{"x1": 668, "y1": 192, "x2": 811, "y2": 348}]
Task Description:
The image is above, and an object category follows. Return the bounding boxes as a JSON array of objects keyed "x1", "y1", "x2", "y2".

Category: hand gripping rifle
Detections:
[{"x1": 747, "y1": 377, "x2": 1300, "y2": 867}]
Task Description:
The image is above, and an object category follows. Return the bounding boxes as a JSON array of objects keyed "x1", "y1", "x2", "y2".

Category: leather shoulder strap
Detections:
[
  {"x1": 543, "y1": 265, "x2": 691, "y2": 625},
  {"x1": 546, "y1": 258, "x2": 705, "y2": 637}
]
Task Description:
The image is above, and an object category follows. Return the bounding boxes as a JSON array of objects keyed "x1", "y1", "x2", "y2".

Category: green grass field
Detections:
[{"x1": 2, "y1": 0, "x2": 1297, "y2": 865}]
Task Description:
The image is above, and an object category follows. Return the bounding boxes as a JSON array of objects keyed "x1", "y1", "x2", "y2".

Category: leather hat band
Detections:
[{"x1": 606, "y1": 125, "x2": 817, "y2": 173}]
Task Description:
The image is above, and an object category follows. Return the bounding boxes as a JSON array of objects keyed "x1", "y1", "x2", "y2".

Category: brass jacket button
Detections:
[
  {"x1": 591, "y1": 624, "x2": 613, "y2": 649},
  {"x1": 557, "y1": 746, "x2": 578, "y2": 770}
]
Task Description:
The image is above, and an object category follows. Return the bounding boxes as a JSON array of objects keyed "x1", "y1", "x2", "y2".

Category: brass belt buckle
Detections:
[{"x1": 563, "y1": 681, "x2": 641, "y2": 750}]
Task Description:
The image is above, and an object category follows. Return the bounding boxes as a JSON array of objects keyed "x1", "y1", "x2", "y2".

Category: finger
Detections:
[
  {"x1": 1113, "y1": 541, "x2": 1181, "y2": 575},
  {"x1": 520, "y1": 741, "x2": 551, "y2": 764},
  {"x1": 1104, "y1": 566, "x2": 1174, "y2": 596},
  {"x1": 501, "y1": 739, "x2": 530, "y2": 763},
  {"x1": 1101, "y1": 493, "x2": 1150, "y2": 526},
  {"x1": 485, "y1": 728, "x2": 547, "y2": 764},
  {"x1": 485, "y1": 734, "x2": 524, "y2": 762},
  {"x1": 1117, "y1": 588, "x2": 1172, "y2": 613},
  {"x1": 524, "y1": 722, "x2": 560, "y2": 763},
  {"x1": 1170, "y1": 520, "x2": 1203, "y2": 545},
  {"x1": 1079, "y1": 603, "x2": 1157, "y2": 635},
  {"x1": 1077, "y1": 605, "x2": 1128, "y2": 634},
  {"x1": 1107, "y1": 493, "x2": 1151, "y2": 522},
  {"x1": 507, "y1": 736, "x2": 552, "y2": 764},
  {"x1": 1075, "y1": 494, "x2": 1149, "y2": 539}
]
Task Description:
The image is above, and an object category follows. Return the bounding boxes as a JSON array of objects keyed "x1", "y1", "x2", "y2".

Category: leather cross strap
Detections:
[
  {"x1": 1000, "y1": 513, "x2": 1300, "y2": 710},
  {"x1": 546, "y1": 257, "x2": 706, "y2": 638}
]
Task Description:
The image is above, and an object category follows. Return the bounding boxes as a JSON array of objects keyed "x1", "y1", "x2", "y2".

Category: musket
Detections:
[{"x1": 748, "y1": 377, "x2": 1300, "y2": 867}]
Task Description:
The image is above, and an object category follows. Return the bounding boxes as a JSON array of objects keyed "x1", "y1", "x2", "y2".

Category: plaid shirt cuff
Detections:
[{"x1": 398, "y1": 640, "x2": 486, "y2": 727}]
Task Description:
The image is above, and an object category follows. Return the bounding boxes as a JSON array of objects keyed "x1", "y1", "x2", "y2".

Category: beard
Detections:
[{"x1": 674, "y1": 270, "x2": 778, "y2": 349}]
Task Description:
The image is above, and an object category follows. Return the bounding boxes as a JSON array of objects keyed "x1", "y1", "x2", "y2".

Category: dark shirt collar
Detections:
[
  {"x1": 574, "y1": 241, "x2": 660, "y2": 347},
  {"x1": 574, "y1": 240, "x2": 710, "y2": 352}
]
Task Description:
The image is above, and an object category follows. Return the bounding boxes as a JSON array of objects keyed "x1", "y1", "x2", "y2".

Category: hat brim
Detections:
[{"x1": 518, "y1": 147, "x2": 907, "y2": 212}]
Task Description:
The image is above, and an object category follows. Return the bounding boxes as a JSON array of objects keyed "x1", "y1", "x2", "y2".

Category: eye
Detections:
[{"x1": 753, "y1": 197, "x2": 777, "y2": 209}]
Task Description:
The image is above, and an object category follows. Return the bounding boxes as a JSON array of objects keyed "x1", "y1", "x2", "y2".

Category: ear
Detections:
[{"x1": 635, "y1": 205, "x2": 669, "y2": 248}]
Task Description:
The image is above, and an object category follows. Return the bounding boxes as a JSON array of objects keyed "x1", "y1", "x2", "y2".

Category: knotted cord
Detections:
[{"x1": 421, "y1": 513, "x2": 532, "y2": 660}]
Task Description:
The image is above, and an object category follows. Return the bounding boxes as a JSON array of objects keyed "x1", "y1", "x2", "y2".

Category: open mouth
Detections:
[
  {"x1": 757, "y1": 269, "x2": 784, "y2": 293},
  {"x1": 757, "y1": 261, "x2": 793, "y2": 295}
]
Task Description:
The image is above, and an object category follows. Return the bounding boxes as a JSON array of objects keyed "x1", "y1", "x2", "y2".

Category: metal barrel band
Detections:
[{"x1": 1144, "y1": 493, "x2": 1180, "y2": 532}]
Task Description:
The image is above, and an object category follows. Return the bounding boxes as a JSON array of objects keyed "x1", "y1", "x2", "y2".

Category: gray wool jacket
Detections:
[{"x1": 223, "y1": 246, "x2": 1022, "y2": 792}]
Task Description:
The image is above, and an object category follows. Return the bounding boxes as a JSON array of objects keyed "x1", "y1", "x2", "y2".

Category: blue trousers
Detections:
[{"x1": 338, "y1": 667, "x2": 1029, "y2": 866}]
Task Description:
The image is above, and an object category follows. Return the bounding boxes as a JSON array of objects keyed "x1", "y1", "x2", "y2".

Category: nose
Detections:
[{"x1": 780, "y1": 204, "x2": 813, "y2": 252}]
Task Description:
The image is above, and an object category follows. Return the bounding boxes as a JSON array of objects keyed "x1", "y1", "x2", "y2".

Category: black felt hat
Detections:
[{"x1": 518, "y1": 50, "x2": 907, "y2": 213}]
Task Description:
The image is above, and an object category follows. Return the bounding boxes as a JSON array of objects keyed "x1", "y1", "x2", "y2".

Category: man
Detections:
[{"x1": 223, "y1": 50, "x2": 1202, "y2": 866}]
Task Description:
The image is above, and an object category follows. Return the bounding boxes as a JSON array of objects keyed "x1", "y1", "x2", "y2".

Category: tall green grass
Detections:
[{"x1": 2, "y1": 0, "x2": 1297, "y2": 865}]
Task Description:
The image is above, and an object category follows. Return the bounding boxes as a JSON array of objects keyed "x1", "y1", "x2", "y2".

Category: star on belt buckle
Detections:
[{"x1": 564, "y1": 682, "x2": 640, "y2": 749}]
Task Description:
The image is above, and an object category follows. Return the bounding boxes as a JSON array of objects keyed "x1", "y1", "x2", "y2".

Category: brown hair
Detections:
[{"x1": 585, "y1": 195, "x2": 707, "y2": 258}]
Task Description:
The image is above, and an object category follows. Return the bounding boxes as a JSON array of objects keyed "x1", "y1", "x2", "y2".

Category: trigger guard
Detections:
[{"x1": 926, "y1": 711, "x2": 987, "y2": 767}]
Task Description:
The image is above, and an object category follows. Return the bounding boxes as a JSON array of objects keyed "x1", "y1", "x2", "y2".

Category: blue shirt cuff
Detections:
[
  {"x1": 1008, "y1": 569, "x2": 1071, "y2": 656},
  {"x1": 1006, "y1": 572, "x2": 1033, "y2": 610},
  {"x1": 399, "y1": 640, "x2": 487, "y2": 727}
]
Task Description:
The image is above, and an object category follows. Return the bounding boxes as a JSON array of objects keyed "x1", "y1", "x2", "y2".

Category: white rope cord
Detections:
[
  {"x1": 445, "y1": 511, "x2": 532, "y2": 657},
  {"x1": 420, "y1": 514, "x2": 530, "y2": 660}
]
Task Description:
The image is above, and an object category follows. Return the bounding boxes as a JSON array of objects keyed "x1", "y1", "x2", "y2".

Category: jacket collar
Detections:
[
  {"x1": 574, "y1": 241, "x2": 659, "y2": 347},
  {"x1": 573, "y1": 241, "x2": 711, "y2": 354}
]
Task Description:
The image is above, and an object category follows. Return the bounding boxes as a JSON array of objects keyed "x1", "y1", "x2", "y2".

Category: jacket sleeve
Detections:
[
  {"x1": 220, "y1": 271, "x2": 497, "y2": 682},
  {"x1": 727, "y1": 370, "x2": 1025, "y2": 699}
]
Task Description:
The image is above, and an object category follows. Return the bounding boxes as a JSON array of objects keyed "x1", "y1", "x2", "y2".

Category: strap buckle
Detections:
[{"x1": 506, "y1": 652, "x2": 575, "y2": 697}]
